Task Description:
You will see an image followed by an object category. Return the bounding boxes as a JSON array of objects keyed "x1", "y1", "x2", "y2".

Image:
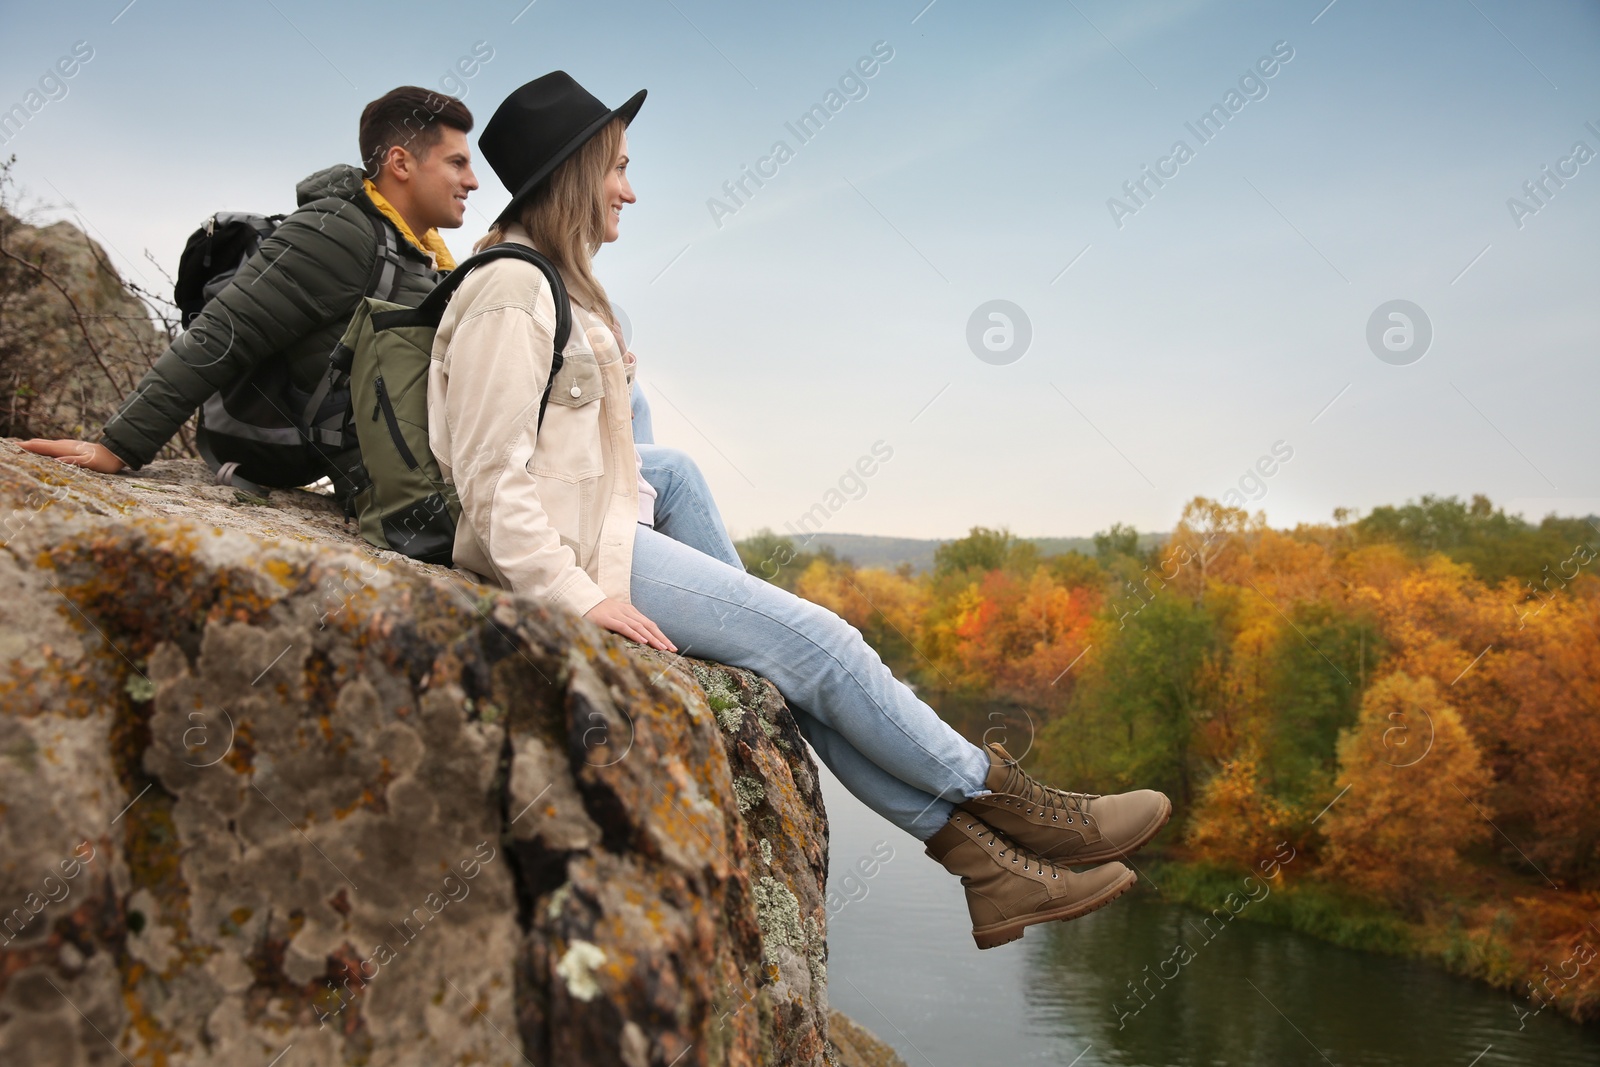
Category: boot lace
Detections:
[
  {"x1": 962, "y1": 817, "x2": 1065, "y2": 879},
  {"x1": 999, "y1": 759, "x2": 1098, "y2": 827}
]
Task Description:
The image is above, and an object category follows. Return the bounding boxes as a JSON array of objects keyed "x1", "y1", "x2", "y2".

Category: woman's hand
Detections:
[
  {"x1": 19, "y1": 439, "x2": 126, "y2": 473},
  {"x1": 584, "y1": 596, "x2": 677, "y2": 652}
]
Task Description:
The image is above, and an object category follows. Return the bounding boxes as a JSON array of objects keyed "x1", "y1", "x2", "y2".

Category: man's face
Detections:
[{"x1": 407, "y1": 126, "x2": 478, "y2": 230}]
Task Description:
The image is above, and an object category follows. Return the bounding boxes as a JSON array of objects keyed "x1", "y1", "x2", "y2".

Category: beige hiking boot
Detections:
[
  {"x1": 924, "y1": 810, "x2": 1137, "y2": 949},
  {"x1": 957, "y1": 742, "x2": 1171, "y2": 867}
]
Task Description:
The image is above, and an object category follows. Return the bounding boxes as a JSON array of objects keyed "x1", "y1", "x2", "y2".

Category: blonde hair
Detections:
[{"x1": 474, "y1": 117, "x2": 625, "y2": 327}]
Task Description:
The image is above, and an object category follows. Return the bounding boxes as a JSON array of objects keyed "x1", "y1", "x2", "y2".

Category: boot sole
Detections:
[{"x1": 970, "y1": 868, "x2": 1138, "y2": 950}]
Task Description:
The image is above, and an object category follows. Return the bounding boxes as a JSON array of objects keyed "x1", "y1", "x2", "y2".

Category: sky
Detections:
[{"x1": 2, "y1": 0, "x2": 1596, "y2": 542}]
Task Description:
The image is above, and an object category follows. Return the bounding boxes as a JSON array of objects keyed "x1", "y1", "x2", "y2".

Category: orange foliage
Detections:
[
  {"x1": 1186, "y1": 748, "x2": 1294, "y2": 869},
  {"x1": 780, "y1": 499, "x2": 1597, "y2": 901},
  {"x1": 792, "y1": 559, "x2": 929, "y2": 657},
  {"x1": 1160, "y1": 496, "x2": 1259, "y2": 600},
  {"x1": 1500, "y1": 892, "x2": 1600, "y2": 1020},
  {"x1": 1322, "y1": 672, "x2": 1493, "y2": 907},
  {"x1": 926, "y1": 568, "x2": 1098, "y2": 703},
  {"x1": 1347, "y1": 552, "x2": 1505, "y2": 693},
  {"x1": 772, "y1": 496, "x2": 1600, "y2": 1015},
  {"x1": 1476, "y1": 577, "x2": 1600, "y2": 879}
]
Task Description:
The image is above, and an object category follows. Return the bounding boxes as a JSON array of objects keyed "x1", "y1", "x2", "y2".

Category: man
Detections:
[
  {"x1": 22, "y1": 86, "x2": 478, "y2": 493},
  {"x1": 25, "y1": 81, "x2": 743, "y2": 574}
]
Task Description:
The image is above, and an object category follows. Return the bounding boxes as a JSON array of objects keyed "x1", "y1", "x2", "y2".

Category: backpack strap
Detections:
[
  {"x1": 195, "y1": 423, "x2": 270, "y2": 499},
  {"x1": 384, "y1": 243, "x2": 572, "y2": 429},
  {"x1": 300, "y1": 341, "x2": 356, "y2": 448},
  {"x1": 298, "y1": 216, "x2": 427, "y2": 447},
  {"x1": 364, "y1": 213, "x2": 418, "y2": 304}
]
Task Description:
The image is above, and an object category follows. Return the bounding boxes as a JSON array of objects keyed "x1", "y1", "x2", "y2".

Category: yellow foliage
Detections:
[
  {"x1": 792, "y1": 560, "x2": 928, "y2": 650},
  {"x1": 1322, "y1": 672, "x2": 1492, "y2": 907},
  {"x1": 1350, "y1": 554, "x2": 1504, "y2": 691},
  {"x1": 1186, "y1": 748, "x2": 1295, "y2": 869},
  {"x1": 1476, "y1": 576, "x2": 1600, "y2": 875}
]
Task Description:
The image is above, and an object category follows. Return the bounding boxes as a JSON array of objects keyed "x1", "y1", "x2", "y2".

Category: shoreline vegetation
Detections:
[
  {"x1": 736, "y1": 494, "x2": 1600, "y2": 1026},
  {"x1": 1144, "y1": 852, "x2": 1598, "y2": 1031}
]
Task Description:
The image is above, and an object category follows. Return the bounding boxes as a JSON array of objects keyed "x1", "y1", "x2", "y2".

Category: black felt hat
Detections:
[{"x1": 480, "y1": 71, "x2": 646, "y2": 224}]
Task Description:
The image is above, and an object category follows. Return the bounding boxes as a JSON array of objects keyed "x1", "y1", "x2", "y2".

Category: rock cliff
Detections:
[
  {"x1": 0, "y1": 201, "x2": 176, "y2": 447},
  {"x1": 0, "y1": 446, "x2": 905, "y2": 1067}
]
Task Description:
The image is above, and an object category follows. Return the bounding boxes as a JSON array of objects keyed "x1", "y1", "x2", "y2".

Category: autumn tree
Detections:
[
  {"x1": 1321, "y1": 672, "x2": 1492, "y2": 908},
  {"x1": 791, "y1": 558, "x2": 928, "y2": 677},
  {"x1": 1348, "y1": 552, "x2": 1505, "y2": 692},
  {"x1": 1476, "y1": 576, "x2": 1600, "y2": 884},
  {"x1": 1186, "y1": 748, "x2": 1295, "y2": 870},
  {"x1": 1045, "y1": 549, "x2": 1104, "y2": 592},
  {"x1": 1159, "y1": 497, "x2": 1258, "y2": 601},
  {"x1": 918, "y1": 567, "x2": 1098, "y2": 706}
]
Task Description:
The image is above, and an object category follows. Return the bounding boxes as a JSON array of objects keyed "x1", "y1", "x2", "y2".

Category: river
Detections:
[{"x1": 817, "y1": 762, "x2": 1600, "y2": 1067}]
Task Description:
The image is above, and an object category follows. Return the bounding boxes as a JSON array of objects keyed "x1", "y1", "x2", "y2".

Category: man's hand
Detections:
[
  {"x1": 18, "y1": 439, "x2": 126, "y2": 473},
  {"x1": 583, "y1": 596, "x2": 677, "y2": 652}
]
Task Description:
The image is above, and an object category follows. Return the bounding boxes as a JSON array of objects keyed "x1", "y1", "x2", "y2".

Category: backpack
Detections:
[
  {"x1": 175, "y1": 212, "x2": 286, "y2": 327},
  {"x1": 317, "y1": 243, "x2": 571, "y2": 565},
  {"x1": 176, "y1": 209, "x2": 421, "y2": 495}
]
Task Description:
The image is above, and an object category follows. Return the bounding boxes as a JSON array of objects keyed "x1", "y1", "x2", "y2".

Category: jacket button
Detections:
[{"x1": 570, "y1": 385, "x2": 582, "y2": 398}]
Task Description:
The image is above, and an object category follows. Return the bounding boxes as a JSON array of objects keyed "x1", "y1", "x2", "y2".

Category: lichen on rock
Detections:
[
  {"x1": 0, "y1": 446, "x2": 881, "y2": 1066},
  {"x1": 692, "y1": 660, "x2": 746, "y2": 735},
  {"x1": 734, "y1": 775, "x2": 767, "y2": 814},
  {"x1": 555, "y1": 939, "x2": 607, "y2": 1002},
  {"x1": 753, "y1": 875, "x2": 805, "y2": 959}
]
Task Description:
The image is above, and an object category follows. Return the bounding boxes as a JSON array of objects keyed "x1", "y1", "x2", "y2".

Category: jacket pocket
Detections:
[
  {"x1": 545, "y1": 357, "x2": 605, "y2": 409},
  {"x1": 526, "y1": 470, "x2": 601, "y2": 561},
  {"x1": 530, "y1": 358, "x2": 606, "y2": 482}
]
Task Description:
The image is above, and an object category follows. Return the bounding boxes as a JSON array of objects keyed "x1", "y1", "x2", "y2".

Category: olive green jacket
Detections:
[{"x1": 99, "y1": 164, "x2": 442, "y2": 469}]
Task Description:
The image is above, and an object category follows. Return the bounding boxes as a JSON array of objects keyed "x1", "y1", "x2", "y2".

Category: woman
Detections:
[{"x1": 431, "y1": 72, "x2": 1171, "y2": 949}]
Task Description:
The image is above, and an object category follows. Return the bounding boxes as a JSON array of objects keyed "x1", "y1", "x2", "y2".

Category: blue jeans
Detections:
[
  {"x1": 632, "y1": 379, "x2": 742, "y2": 570},
  {"x1": 630, "y1": 523, "x2": 993, "y2": 841},
  {"x1": 637, "y1": 446, "x2": 742, "y2": 570}
]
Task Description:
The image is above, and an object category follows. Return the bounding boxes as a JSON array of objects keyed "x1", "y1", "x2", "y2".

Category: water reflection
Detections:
[{"x1": 818, "y1": 761, "x2": 1600, "y2": 1067}]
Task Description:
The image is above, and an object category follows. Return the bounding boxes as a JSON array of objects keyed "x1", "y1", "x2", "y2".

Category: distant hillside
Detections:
[{"x1": 789, "y1": 531, "x2": 1170, "y2": 574}]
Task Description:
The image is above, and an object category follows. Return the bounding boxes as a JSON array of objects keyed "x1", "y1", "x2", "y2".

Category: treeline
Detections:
[{"x1": 737, "y1": 494, "x2": 1600, "y2": 1021}]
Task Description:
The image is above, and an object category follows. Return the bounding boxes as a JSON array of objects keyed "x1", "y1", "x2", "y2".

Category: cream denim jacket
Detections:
[{"x1": 427, "y1": 225, "x2": 638, "y2": 617}]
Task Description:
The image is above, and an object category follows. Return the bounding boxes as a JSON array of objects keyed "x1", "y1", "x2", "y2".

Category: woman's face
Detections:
[{"x1": 603, "y1": 130, "x2": 635, "y2": 243}]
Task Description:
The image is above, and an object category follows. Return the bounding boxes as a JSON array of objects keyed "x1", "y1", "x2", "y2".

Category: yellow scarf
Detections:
[{"x1": 362, "y1": 178, "x2": 458, "y2": 271}]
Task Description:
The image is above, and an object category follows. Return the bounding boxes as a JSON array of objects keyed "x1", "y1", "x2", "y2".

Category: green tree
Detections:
[
  {"x1": 1037, "y1": 592, "x2": 1219, "y2": 808},
  {"x1": 933, "y1": 525, "x2": 1016, "y2": 578},
  {"x1": 1355, "y1": 494, "x2": 1600, "y2": 587},
  {"x1": 1259, "y1": 600, "x2": 1376, "y2": 806},
  {"x1": 734, "y1": 529, "x2": 836, "y2": 592},
  {"x1": 1093, "y1": 521, "x2": 1140, "y2": 563}
]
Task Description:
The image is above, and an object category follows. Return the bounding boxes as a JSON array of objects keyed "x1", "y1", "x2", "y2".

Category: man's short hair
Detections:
[{"x1": 358, "y1": 87, "x2": 474, "y2": 180}]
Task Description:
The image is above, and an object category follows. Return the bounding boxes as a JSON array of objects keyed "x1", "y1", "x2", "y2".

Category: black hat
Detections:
[{"x1": 480, "y1": 71, "x2": 646, "y2": 224}]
